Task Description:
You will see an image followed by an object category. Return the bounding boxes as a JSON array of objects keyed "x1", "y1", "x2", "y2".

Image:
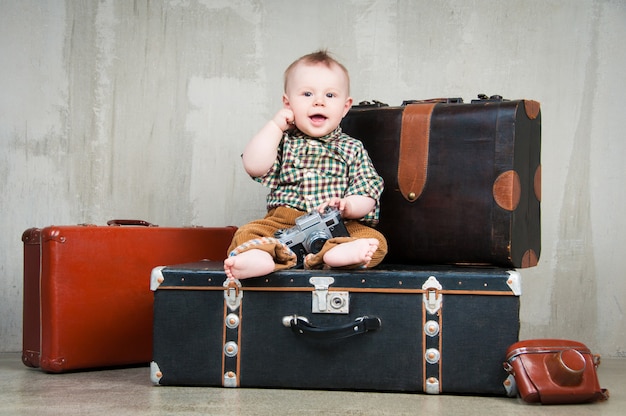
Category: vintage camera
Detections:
[{"x1": 275, "y1": 207, "x2": 350, "y2": 267}]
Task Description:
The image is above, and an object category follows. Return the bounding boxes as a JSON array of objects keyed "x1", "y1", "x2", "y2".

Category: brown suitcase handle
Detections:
[{"x1": 106, "y1": 219, "x2": 157, "y2": 227}]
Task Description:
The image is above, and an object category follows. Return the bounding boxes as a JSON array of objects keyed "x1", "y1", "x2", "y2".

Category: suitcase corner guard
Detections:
[
  {"x1": 506, "y1": 270, "x2": 522, "y2": 295},
  {"x1": 150, "y1": 266, "x2": 166, "y2": 291},
  {"x1": 150, "y1": 361, "x2": 163, "y2": 385}
]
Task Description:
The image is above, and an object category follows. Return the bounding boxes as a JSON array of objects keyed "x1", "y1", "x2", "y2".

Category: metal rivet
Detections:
[
  {"x1": 425, "y1": 348, "x2": 440, "y2": 364},
  {"x1": 408, "y1": 192, "x2": 416, "y2": 200},
  {"x1": 224, "y1": 341, "x2": 238, "y2": 357},
  {"x1": 424, "y1": 320, "x2": 440, "y2": 337},
  {"x1": 225, "y1": 313, "x2": 240, "y2": 329}
]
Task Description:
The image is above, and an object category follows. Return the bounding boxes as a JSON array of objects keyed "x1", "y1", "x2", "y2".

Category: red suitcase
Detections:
[{"x1": 22, "y1": 220, "x2": 236, "y2": 372}]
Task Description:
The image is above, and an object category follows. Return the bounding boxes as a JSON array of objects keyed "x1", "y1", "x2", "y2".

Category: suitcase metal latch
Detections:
[
  {"x1": 422, "y1": 276, "x2": 443, "y2": 314},
  {"x1": 309, "y1": 276, "x2": 349, "y2": 314},
  {"x1": 223, "y1": 278, "x2": 243, "y2": 311}
]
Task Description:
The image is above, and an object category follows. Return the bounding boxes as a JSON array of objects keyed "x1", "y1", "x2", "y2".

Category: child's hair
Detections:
[{"x1": 283, "y1": 49, "x2": 350, "y2": 93}]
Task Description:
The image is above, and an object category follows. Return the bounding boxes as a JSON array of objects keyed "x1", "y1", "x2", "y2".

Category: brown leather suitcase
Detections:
[
  {"x1": 22, "y1": 220, "x2": 236, "y2": 372},
  {"x1": 341, "y1": 95, "x2": 541, "y2": 268}
]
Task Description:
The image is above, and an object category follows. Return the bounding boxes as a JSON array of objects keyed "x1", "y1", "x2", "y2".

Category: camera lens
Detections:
[{"x1": 306, "y1": 231, "x2": 329, "y2": 253}]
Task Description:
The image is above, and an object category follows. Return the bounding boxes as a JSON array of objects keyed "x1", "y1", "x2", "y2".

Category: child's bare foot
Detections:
[
  {"x1": 323, "y1": 238, "x2": 379, "y2": 268},
  {"x1": 224, "y1": 249, "x2": 275, "y2": 279}
]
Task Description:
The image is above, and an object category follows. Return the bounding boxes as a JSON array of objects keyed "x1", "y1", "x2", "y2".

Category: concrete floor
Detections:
[{"x1": 0, "y1": 352, "x2": 622, "y2": 415}]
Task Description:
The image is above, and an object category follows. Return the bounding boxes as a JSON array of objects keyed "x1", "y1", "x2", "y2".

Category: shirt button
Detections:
[
  {"x1": 306, "y1": 195, "x2": 314, "y2": 201},
  {"x1": 306, "y1": 171, "x2": 314, "y2": 178}
]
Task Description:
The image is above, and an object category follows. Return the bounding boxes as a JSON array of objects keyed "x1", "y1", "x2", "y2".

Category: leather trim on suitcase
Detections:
[
  {"x1": 524, "y1": 100, "x2": 540, "y2": 120},
  {"x1": 222, "y1": 279, "x2": 243, "y2": 387},
  {"x1": 398, "y1": 103, "x2": 435, "y2": 202},
  {"x1": 422, "y1": 277, "x2": 443, "y2": 393},
  {"x1": 155, "y1": 285, "x2": 516, "y2": 297}
]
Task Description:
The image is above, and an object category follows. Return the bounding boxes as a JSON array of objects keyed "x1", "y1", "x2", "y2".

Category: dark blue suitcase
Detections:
[{"x1": 150, "y1": 260, "x2": 520, "y2": 395}]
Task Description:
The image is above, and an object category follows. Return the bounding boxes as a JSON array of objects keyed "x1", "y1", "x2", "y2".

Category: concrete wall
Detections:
[{"x1": 1, "y1": 0, "x2": 624, "y2": 357}]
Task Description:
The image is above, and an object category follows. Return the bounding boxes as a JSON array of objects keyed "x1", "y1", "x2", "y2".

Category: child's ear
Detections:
[
  {"x1": 282, "y1": 94, "x2": 291, "y2": 108},
  {"x1": 342, "y1": 97, "x2": 354, "y2": 117}
]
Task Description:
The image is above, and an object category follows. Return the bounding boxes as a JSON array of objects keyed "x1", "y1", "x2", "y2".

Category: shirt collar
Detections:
[{"x1": 292, "y1": 127, "x2": 342, "y2": 143}]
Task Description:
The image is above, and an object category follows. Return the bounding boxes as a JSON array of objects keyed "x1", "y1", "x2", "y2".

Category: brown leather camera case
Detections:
[{"x1": 504, "y1": 339, "x2": 609, "y2": 404}]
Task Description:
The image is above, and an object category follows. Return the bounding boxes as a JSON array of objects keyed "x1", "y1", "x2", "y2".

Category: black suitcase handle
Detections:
[{"x1": 284, "y1": 315, "x2": 381, "y2": 340}]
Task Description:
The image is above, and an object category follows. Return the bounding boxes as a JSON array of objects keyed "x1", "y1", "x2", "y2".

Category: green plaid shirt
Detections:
[{"x1": 254, "y1": 127, "x2": 383, "y2": 226}]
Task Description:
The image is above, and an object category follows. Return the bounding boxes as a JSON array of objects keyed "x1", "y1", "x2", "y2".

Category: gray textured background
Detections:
[{"x1": 1, "y1": 0, "x2": 624, "y2": 357}]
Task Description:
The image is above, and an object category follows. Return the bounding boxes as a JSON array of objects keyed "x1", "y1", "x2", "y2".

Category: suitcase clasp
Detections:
[
  {"x1": 309, "y1": 276, "x2": 349, "y2": 314},
  {"x1": 422, "y1": 276, "x2": 443, "y2": 314},
  {"x1": 223, "y1": 278, "x2": 243, "y2": 311}
]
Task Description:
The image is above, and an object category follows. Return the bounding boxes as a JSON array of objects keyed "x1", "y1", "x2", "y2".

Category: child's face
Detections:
[{"x1": 283, "y1": 62, "x2": 353, "y2": 138}]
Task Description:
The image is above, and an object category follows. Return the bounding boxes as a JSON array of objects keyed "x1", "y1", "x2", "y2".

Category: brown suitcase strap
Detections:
[{"x1": 398, "y1": 103, "x2": 436, "y2": 202}]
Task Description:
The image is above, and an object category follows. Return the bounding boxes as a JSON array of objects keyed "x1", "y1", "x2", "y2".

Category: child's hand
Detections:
[
  {"x1": 318, "y1": 197, "x2": 348, "y2": 214},
  {"x1": 271, "y1": 109, "x2": 295, "y2": 132},
  {"x1": 318, "y1": 195, "x2": 376, "y2": 220},
  {"x1": 243, "y1": 108, "x2": 293, "y2": 177}
]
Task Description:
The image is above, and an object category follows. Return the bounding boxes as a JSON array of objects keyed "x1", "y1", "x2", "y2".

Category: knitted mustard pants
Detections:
[{"x1": 227, "y1": 206, "x2": 388, "y2": 271}]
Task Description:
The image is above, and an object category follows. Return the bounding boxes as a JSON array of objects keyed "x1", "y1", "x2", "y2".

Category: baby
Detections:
[{"x1": 224, "y1": 50, "x2": 387, "y2": 279}]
